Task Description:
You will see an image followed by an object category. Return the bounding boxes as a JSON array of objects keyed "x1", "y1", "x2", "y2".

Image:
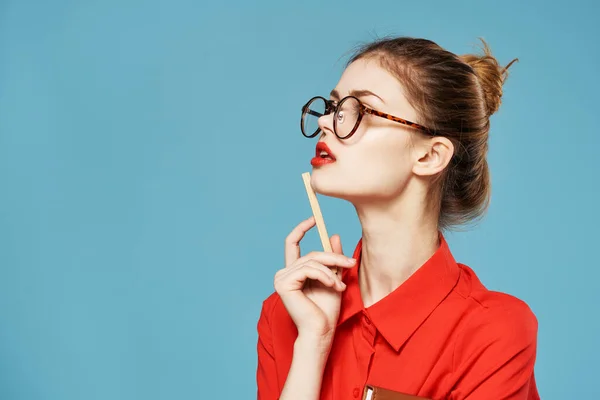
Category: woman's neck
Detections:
[{"x1": 355, "y1": 197, "x2": 440, "y2": 308}]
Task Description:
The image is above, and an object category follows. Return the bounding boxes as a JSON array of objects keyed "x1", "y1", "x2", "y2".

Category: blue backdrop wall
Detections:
[{"x1": 1, "y1": 0, "x2": 598, "y2": 398}]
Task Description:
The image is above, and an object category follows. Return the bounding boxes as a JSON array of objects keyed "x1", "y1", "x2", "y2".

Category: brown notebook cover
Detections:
[{"x1": 362, "y1": 385, "x2": 430, "y2": 400}]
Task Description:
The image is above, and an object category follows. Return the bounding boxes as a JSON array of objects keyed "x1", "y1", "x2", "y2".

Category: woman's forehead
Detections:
[
  {"x1": 336, "y1": 59, "x2": 403, "y2": 100},
  {"x1": 335, "y1": 58, "x2": 416, "y2": 119}
]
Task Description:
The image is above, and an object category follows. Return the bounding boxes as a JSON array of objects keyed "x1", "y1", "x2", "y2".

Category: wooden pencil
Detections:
[{"x1": 301, "y1": 172, "x2": 337, "y2": 275}]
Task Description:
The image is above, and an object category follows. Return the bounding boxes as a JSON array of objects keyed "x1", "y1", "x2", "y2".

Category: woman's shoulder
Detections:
[
  {"x1": 447, "y1": 265, "x2": 539, "y2": 398},
  {"x1": 259, "y1": 291, "x2": 282, "y2": 317},
  {"x1": 257, "y1": 291, "x2": 297, "y2": 355},
  {"x1": 454, "y1": 263, "x2": 538, "y2": 345},
  {"x1": 258, "y1": 291, "x2": 294, "y2": 330}
]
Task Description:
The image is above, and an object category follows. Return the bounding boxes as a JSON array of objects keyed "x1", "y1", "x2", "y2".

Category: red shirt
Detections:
[{"x1": 257, "y1": 234, "x2": 539, "y2": 399}]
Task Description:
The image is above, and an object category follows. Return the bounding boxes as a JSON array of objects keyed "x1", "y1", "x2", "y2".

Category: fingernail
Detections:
[{"x1": 347, "y1": 258, "x2": 356, "y2": 264}]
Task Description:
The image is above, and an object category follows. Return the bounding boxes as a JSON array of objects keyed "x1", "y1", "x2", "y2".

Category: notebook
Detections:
[{"x1": 362, "y1": 385, "x2": 430, "y2": 400}]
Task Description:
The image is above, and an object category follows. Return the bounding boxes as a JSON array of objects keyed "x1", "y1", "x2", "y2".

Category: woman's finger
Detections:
[
  {"x1": 296, "y1": 251, "x2": 356, "y2": 270},
  {"x1": 284, "y1": 216, "x2": 316, "y2": 267},
  {"x1": 329, "y1": 234, "x2": 346, "y2": 278},
  {"x1": 301, "y1": 260, "x2": 346, "y2": 291},
  {"x1": 275, "y1": 264, "x2": 332, "y2": 292},
  {"x1": 330, "y1": 234, "x2": 344, "y2": 256}
]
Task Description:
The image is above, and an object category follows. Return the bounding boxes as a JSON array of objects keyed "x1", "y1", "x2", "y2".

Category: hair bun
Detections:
[{"x1": 460, "y1": 39, "x2": 517, "y2": 117}]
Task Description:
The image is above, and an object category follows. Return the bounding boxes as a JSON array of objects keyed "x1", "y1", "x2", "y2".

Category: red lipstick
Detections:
[{"x1": 311, "y1": 142, "x2": 336, "y2": 167}]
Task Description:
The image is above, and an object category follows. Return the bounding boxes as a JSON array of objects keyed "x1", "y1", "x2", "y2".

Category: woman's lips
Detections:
[
  {"x1": 311, "y1": 156, "x2": 336, "y2": 166},
  {"x1": 311, "y1": 142, "x2": 336, "y2": 167}
]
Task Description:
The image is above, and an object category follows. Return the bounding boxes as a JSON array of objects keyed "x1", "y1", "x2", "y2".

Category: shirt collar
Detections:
[{"x1": 337, "y1": 232, "x2": 460, "y2": 352}]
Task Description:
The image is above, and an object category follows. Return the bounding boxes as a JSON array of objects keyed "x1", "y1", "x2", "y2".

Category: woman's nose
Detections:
[{"x1": 317, "y1": 112, "x2": 335, "y2": 137}]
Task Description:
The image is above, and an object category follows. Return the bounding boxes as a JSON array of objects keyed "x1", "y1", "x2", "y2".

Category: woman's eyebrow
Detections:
[{"x1": 329, "y1": 89, "x2": 385, "y2": 104}]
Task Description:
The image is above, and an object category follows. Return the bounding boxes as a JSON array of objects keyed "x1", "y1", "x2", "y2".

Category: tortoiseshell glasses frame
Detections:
[{"x1": 301, "y1": 95, "x2": 436, "y2": 140}]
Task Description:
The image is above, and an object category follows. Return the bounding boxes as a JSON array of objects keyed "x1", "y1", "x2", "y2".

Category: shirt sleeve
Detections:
[
  {"x1": 449, "y1": 297, "x2": 539, "y2": 400},
  {"x1": 257, "y1": 297, "x2": 280, "y2": 400}
]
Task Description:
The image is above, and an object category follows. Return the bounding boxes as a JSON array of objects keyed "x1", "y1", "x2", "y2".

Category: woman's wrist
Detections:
[
  {"x1": 280, "y1": 334, "x2": 335, "y2": 399},
  {"x1": 295, "y1": 332, "x2": 334, "y2": 358}
]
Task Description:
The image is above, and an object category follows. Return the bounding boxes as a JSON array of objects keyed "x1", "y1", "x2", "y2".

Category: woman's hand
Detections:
[{"x1": 274, "y1": 216, "x2": 356, "y2": 344}]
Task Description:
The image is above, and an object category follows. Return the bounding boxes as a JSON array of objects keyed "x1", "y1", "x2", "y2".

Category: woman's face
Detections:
[{"x1": 310, "y1": 58, "x2": 427, "y2": 203}]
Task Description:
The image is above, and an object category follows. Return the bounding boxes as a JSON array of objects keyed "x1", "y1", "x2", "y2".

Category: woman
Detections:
[{"x1": 256, "y1": 37, "x2": 539, "y2": 400}]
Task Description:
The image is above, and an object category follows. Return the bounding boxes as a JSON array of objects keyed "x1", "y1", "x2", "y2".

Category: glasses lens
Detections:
[
  {"x1": 301, "y1": 97, "x2": 326, "y2": 137},
  {"x1": 335, "y1": 97, "x2": 361, "y2": 139}
]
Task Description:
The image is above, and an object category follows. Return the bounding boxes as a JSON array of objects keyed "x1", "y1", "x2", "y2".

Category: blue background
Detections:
[{"x1": 1, "y1": 0, "x2": 598, "y2": 398}]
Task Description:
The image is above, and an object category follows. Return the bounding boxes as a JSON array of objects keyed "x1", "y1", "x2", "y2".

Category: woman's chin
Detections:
[
  {"x1": 311, "y1": 172, "x2": 386, "y2": 204},
  {"x1": 311, "y1": 172, "x2": 349, "y2": 199}
]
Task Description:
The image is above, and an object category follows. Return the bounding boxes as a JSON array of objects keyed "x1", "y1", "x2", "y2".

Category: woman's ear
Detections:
[{"x1": 412, "y1": 136, "x2": 454, "y2": 177}]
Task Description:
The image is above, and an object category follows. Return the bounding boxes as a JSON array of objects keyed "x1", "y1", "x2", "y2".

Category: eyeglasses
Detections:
[{"x1": 300, "y1": 95, "x2": 436, "y2": 140}]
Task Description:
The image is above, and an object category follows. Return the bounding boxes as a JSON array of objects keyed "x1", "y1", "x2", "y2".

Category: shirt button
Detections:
[
  {"x1": 364, "y1": 314, "x2": 371, "y2": 325},
  {"x1": 353, "y1": 387, "x2": 361, "y2": 398}
]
